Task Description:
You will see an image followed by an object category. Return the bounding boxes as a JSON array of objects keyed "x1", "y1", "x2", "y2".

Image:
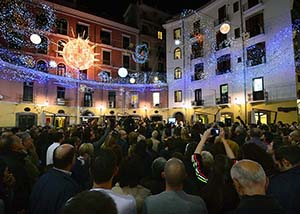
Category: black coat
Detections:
[{"x1": 29, "y1": 168, "x2": 80, "y2": 214}]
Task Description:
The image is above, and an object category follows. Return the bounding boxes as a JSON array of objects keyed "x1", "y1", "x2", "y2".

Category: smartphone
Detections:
[{"x1": 211, "y1": 128, "x2": 220, "y2": 136}]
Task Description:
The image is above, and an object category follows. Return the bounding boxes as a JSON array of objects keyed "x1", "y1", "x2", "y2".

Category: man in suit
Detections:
[{"x1": 142, "y1": 158, "x2": 207, "y2": 214}]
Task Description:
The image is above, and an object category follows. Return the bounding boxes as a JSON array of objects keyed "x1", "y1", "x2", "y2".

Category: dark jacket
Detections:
[
  {"x1": 268, "y1": 166, "x2": 300, "y2": 214},
  {"x1": 29, "y1": 168, "x2": 80, "y2": 214},
  {"x1": 235, "y1": 195, "x2": 284, "y2": 214}
]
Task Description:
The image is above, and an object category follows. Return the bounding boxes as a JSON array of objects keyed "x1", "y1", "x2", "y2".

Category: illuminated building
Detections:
[
  {"x1": 0, "y1": 0, "x2": 168, "y2": 129},
  {"x1": 164, "y1": 0, "x2": 299, "y2": 124}
]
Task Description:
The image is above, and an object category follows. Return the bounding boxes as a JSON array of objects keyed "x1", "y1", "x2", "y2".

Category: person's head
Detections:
[
  {"x1": 249, "y1": 128, "x2": 262, "y2": 138},
  {"x1": 288, "y1": 129, "x2": 300, "y2": 144},
  {"x1": 152, "y1": 130, "x2": 159, "y2": 139},
  {"x1": 91, "y1": 149, "x2": 117, "y2": 185},
  {"x1": 201, "y1": 151, "x2": 214, "y2": 174},
  {"x1": 230, "y1": 159, "x2": 267, "y2": 196},
  {"x1": 51, "y1": 132, "x2": 65, "y2": 143},
  {"x1": 152, "y1": 157, "x2": 167, "y2": 179},
  {"x1": 78, "y1": 143, "x2": 94, "y2": 157},
  {"x1": 62, "y1": 190, "x2": 117, "y2": 214},
  {"x1": 274, "y1": 145, "x2": 300, "y2": 172},
  {"x1": 119, "y1": 129, "x2": 127, "y2": 141},
  {"x1": 118, "y1": 157, "x2": 143, "y2": 188},
  {"x1": 163, "y1": 158, "x2": 186, "y2": 190},
  {"x1": 53, "y1": 144, "x2": 76, "y2": 171}
]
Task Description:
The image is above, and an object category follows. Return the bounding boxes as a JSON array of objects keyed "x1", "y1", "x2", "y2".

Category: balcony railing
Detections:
[
  {"x1": 214, "y1": 16, "x2": 230, "y2": 27},
  {"x1": 248, "y1": 90, "x2": 268, "y2": 102},
  {"x1": 243, "y1": 0, "x2": 263, "y2": 12},
  {"x1": 191, "y1": 100, "x2": 204, "y2": 106}
]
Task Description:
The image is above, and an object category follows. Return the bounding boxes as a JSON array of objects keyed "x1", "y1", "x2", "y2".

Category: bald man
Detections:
[
  {"x1": 142, "y1": 158, "x2": 207, "y2": 214},
  {"x1": 231, "y1": 159, "x2": 284, "y2": 213},
  {"x1": 30, "y1": 144, "x2": 80, "y2": 214}
]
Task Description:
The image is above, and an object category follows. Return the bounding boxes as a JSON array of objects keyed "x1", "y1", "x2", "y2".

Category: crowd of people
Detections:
[{"x1": 0, "y1": 116, "x2": 300, "y2": 214}]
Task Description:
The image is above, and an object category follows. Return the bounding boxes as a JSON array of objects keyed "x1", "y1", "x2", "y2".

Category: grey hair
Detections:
[
  {"x1": 16, "y1": 132, "x2": 31, "y2": 141},
  {"x1": 230, "y1": 159, "x2": 266, "y2": 187}
]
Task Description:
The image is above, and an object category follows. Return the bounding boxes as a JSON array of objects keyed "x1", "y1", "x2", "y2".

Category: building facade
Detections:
[
  {"x1": 0, "y1": 0, "x2": 168, "y2": 129},
  {"x1": 164, "y1": 0, "x2": 298, "y2": 125}
]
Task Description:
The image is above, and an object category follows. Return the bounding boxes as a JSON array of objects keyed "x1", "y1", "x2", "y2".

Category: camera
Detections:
[{"x1": 211, "y1": 128, "x2": 220, "y2": 136}]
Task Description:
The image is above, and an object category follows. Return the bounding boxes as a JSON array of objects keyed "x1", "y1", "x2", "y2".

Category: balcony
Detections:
[
  {"x1": 191, "y1": 100, "x2": 204, "y2": 107},
  {"x1": 216, "y1": 97, "x2": 231, "y2": 105},
  {"x1": 243, "y1": 0, "x2": 264, "y2": 12},
  {"x1": 57, "y1": 98, "x2": 66, "y2": 106},
  {"x1": 248, "y1": 91, "x2": 268, "y2": 103},
  {"x1": 214, "y1": 16, "x2": 230, "y2": 27}
]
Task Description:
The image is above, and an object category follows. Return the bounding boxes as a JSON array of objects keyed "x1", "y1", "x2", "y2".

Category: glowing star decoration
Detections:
[
  {"x1": 132, "y1": 44, "x2": 149, "y2": 64},
  {"x1": 61, "y1": 36, "x2": 97, "y2": 70}
]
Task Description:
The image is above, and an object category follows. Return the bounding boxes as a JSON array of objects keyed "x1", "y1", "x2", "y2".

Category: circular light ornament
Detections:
[
  {"x1": 30, "y1": 34, "x2": 41, "y2": 45},
  {"x1": 49, "y1": 60, "x2": 57, "y2": 68},
  {"x1": 118, "y1": 67, "x2": 128, "y2": 78},
  {"x1": 174, "y1": 39, "x2": 181, "y2": 45},
  {"x1": 62, "y1": 37, "x2": 95, "y2": 70},
  {"x1": 220, "y1": 23, "x2": 231, "y2": 34},
  {"x1": 129, "y1": 77, "x2": 136, "y2": 84}
]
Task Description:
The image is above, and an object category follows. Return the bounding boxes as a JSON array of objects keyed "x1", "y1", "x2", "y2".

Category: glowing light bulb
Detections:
[
  {"x1": 220, "y1": 23, "x2": 231, "y2": 34},
  {"x1": 30, "y1": 34, "x2": 41, "y2": 45},
  {"x1": 118, "y1": 67, "x2": 128, "y2": 78}
]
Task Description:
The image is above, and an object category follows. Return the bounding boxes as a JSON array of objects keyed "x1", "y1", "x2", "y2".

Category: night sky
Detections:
[{"x1": 86, "y1": 0, "x2": 210, "y2": 21}]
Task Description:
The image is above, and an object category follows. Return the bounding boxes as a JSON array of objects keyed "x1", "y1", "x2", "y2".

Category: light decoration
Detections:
[
  {"x1": 98, "y1": 71, "x2": 110, "y2": 82},
  {"x1": 220, "y1": 23, "x2": 231, "y2": 34},
  {"x1": 61, "y1": 35, "x2": 97, "y2": 70},
  {"x1": 118, "y1": 67, "x2": 128, "y2": 78},
  {"x1": 49, "y1": 60, "x2": 57, "y2": 68},
  {"x1": 0, "y1": 0, "x2": 55, "y2": 48},
  {"x1": 129, "y1": 77, "x2": 136, "y2": 84},
  {"x1": 132, "y1": 44, "x2": 149, "y2": 64},
  {"x1": 30, "y1": 34, "x2": 41, "y2": 45}
]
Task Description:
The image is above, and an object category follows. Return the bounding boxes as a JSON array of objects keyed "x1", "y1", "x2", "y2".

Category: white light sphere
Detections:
[
  {"x1": 49, "y1": 60, "x2": 57, "y2": 68},
  {"x1": 129, "y1": 77, "x2": 136, "y2": 84},
  {"x1": 118, "y1": 67, "x2": 128, "y2": 78},
  {"x1": 220, "y1": 23, "x2": 231, "y2": 34},
  {"x1": 174, "y1": 39, "x2": 181, "y2": 45},
  {"x1": 30, "y1": 34, "x2": 42, "y2": 45}
]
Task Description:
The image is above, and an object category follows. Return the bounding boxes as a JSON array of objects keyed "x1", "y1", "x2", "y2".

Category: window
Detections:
[
  {"x1": 130, "y1": 92, "x2": 138, "y2": 108},
  {"x1": 101, "y1": 30, "x2": 111, "y2": 45},
  {"x1": 57, "y1": 87, "x2": 65, "y2": 99},
  {"x1": 220, "y1": 84, "x2": 229, "y2": 104},
  {"x1": 174, "y1": 67, "x2": 182, "y2": 79},
  {"x1": 79, "y1": 70, "x2": 87, "y2": 80},
  {"x1": 157, "y1": 63, "x2": 164, "y2": 72},
  {"x1": 36, "y1": 13, "x2": 48, "y2": 30},
  {"x1": 83, "y1": 92, "x2": 93, "y2": 107},
  {"x1": 23, "y1": 82, "x2": 33, "y2": 102},
  {"x1": 123, "y1": 36, "x2": 130, "y2": 49},
  {"x1": 174, "y1": 90, "x2": 182, "y2": 102},
  {"x1": 103, "y1": 51, "x2": 111, "y2": 65},
  {"x1": 233, "y1": 1, "x2": 239, "y2": 13},
  {"x1": 246, "y1": 13, "x2": 264, "y2": 38},
  {"x1": 194, "y1": 63, "x2": 204, "y2": 81},
  {"x1": 234, "y1": 28, "x2": 240, "y2": 39},
  {"x1": 174, "y1": 48, "x2": 181, "y2": 59},
  {"x1": 76, "y1": 23, "x2": 89, "y2": 39},
  {"x1": 153, "y1": 92, "x2": 160, "y2": 107},
  {"x1": 57, "y1": 40, "x2": 66, "y2": 57},
  {"x1": 193, "y1": 20, "x2": 201, "y2": 35},
  {"x1": 252, "y1": 77, "x2": 264, "y2": 100},
  {"x1": 57, "y1": 63, "x2": 66, "y2": 76},
  {"x1": 37, "y1": 36, "x2": 48, "y2": 54},
  {"x1": 36, "y1": 60, "x2": 48, "y2": 73},
  {"x1": 217, "y1": 5, "x2": 227, "y2": 25},
  {"x1": 191, "y1": 41, "x2": 203, "y2": 59},
  {"x1": 194, "y1": 89, "x2": 203, "y2": 105},
  {"x1": 123, "y1": 55, "x2": 130, "y2": 69},
  {"x1": 56, "y1": 18, "x2": 68, "y2": 35},
  {"x1": 216, "y1": 31, "x2": 228, "y2": 50},
  {"x1": 217, "y1": 54, "x2": 231, "y2": 75},
  {"x1": 108, "y1": 91, "x2": 116, "y2": 108},
  {"x1": 157, "y1": 31, "x2": 163, "y2": 40},
  {"x1": 174, "y1": 28, "x2": 181, "y2": 40},
  {"x1": 247, "y1": 42, "x2": 266, "y2": 66}
]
